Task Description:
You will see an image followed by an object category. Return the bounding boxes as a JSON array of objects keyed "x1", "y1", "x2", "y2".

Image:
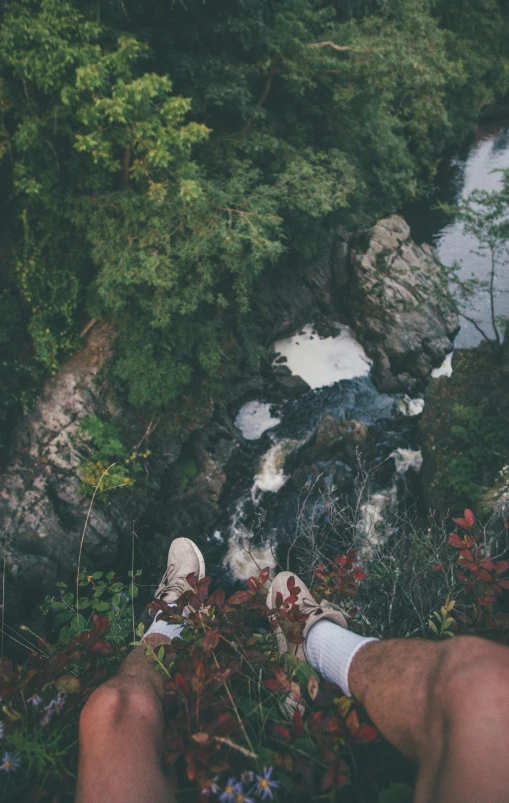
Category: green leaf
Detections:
[{"x1": 379, "y1": 783, "x2": 414, "y2": 803}]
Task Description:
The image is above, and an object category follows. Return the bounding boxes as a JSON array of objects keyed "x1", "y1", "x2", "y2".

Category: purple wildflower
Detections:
[
  {"x1": 232, "y1": 789, "x2": 255, "y2": 803},
  {"x1": 219, "y1": 778, "x2": 237, "y2": 803},
  {"x1": 54, "y1": 692, "x2": 67, "y2": 712},
  {"x1": 254, "y1": 767, "x2": 279, "y2": 800},
  {"x1": 0, "y1": 752, "x2": 20, "y2": 773},
  {"x1": 27, "y1": 694, "x2": 43, "y2": 707}
]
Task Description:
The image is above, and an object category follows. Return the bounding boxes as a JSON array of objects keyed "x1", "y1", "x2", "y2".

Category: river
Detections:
[
  {"x1": 406, "y1": 120, "x2": 509, "y2": 348},
  {"x1": 178, "y1": 123, "x2": 509, "y2": 590}
]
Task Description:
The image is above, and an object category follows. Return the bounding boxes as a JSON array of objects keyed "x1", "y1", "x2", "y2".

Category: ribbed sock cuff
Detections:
[
  {"x1": 144, "y1": 613, "x2": 183, "y2": 641},
  {"x1": 305, "y1": 619, "x2": 378, "y2": 697}
]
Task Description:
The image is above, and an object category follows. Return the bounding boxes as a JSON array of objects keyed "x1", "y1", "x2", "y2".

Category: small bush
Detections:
[
  {"x1": 1, "y1": 511, "x2": 508, "y2": 801},
  {"x1": 78, "y1": 415, "x2": 150, "y2": 494},
  {"x1": 443, "y1": 404, "x2": 509, "y2": 502}
]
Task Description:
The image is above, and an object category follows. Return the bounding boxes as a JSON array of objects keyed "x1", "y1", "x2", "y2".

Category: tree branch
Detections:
[{"x1": 307, "y1": 41, "x2": 351, "y2": 52}]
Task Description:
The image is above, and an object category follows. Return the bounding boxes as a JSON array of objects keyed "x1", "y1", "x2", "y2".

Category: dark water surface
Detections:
[{"x1": 405, "y1": 121, "x2": 509, "y2": 348}]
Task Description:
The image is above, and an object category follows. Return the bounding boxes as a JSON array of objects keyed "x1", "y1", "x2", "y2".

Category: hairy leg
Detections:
[
  {"x1": 76, "y1": 634, "x2": 177, "y2": 803},
  {"x1": 348, "y1": 635, "x2": 509, "y2": 803}
]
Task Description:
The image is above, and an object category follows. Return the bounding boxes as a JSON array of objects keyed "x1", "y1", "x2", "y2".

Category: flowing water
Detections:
[
  {"x1": 407, "y1": 121, "x2": 509, "y2": 348},
  {"x1": 204, "y1": 122, "x2": 509, "y2": 585}
]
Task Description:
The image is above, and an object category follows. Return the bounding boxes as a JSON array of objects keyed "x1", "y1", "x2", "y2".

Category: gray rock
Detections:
[
  {"x1": 308, "y1": 416, "x2": 368, "y2": 463},
  {"x1": 0, "y1": 325, "x2": 126, "y2": 613},
  {"x1": 272, "y1": 374, "x2": 311, "y2": 398},
  {"x1": 348, "y1": 216, "x2": 459, "y2": 391}
]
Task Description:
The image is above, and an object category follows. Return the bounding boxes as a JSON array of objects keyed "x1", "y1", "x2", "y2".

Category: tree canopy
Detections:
[{"x1": 1, "y1": 0, "x2": 509, "y2": 438}]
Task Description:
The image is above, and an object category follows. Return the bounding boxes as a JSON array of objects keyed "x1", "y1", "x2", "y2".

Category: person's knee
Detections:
[
  {"x1": 434, "y1": 636, "x2": 509, "y2": 717},
  {"x1": 80, "y1": 682, "x2": 162, "y2": 739}
]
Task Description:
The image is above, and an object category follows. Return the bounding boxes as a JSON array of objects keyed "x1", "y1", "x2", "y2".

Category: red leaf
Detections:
[
  {"x1": 202, "y1": 629, "x2": 220, "y2": 652},
  {"x1": 477, "y1": 595, "x2": 496, "y2": 607},
  {"x1": 275, "y1": 591, "x2": 283, "y2": 608},
  {"x1": 453, "y1": 509, "x2": 475, "y2": 529},
  {"x1": 186, "y1": 572, "x2": 198, "y2": 589},
  {"x1": 458, "y1": 549, "x2": 474, "y2": 563},
  {"x1": 292, "y1": 708, "x2": 304, "y2": 739},
  {"x1": 479, "y1": 559, "x2": 496, "y2": 571},
  {"x1": 175, "y1": 673, "x2": 191, "y2": 693},
  {"x1": 271, "y1": 723, "x2": 291, "y2": 742},
  {"x1": 321, "y1": 763, "x2": 336, "y2": 792},
  {"x1": 287, "y1": 576, "x2": 296, "y2": 592},
  {"x1": 90, "y1": 614, "x2": 110, "y2": 638},
  {"x1": 207, "y1": 589, "x2": 225, "y2": 608},
  {"x1": 89, "y1": 640, "x2": 112, "y2": 655},
  {"x1": 448, "y1": 533, "x2": 464, "y2": 548},
  {"x1": 495, "y1": 561, "x2": 509, "y2": 576},
  {"x1": 259, "y1": 567, "x2": 270, "y2": 585},
  {"x1": 227, "y1": 590, "x2": 251, "y2": 605},
  {"x1": 353, "y1": 723, "x2": 378, "y2": 744},
  {"x1": 248, "y1": 577, "x2": 258, "y2": 592},
  {"x1": 433, "y1": 564, "x2": 444, "y2": 571},
  {"x1": 495, "y1": 578, "x2": 509, "y2": 591},
  {"x1": 244, "y1": 650, "x2": 264, "y2": 663},
  {"x1": 265, "y1": 668, "x2": 292, "y2": 693}
]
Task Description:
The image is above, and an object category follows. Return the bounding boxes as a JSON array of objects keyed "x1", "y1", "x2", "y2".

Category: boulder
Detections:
[
  {"x1": 348, "y1": 216, "x2": 459, "y2": 392},
  {"x1": 0, "y1": 324, "x2": 231, "y2": 619},
  {"x1": 307, "y1": 416, "x2": 369, "y2": 463},
  {"x1": 0, "y1": 325, "x2": 127, "y2": 616},
  {"x1": 271, "y1": 373, "x2": 311, "y2": 398}
]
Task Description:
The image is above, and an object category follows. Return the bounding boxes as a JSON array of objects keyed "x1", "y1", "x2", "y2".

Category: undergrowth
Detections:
[{"x1": 0, "y1": 511, "x2": 508, "y2": 802}]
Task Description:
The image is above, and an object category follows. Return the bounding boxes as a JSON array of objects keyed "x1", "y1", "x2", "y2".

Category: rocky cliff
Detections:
[
  {"x1": 0, "y1": 215, "x2": 459, "y2": 619},
  {"x1": 347, "y1": 216, "x2": 459, "y2": 392}
]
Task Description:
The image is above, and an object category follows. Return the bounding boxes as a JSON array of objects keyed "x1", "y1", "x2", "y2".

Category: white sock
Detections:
[
  {"x1": 305, "y1": 620, "x2": 379, "y2": 697},
  {"x1": 144, "y1": 612, "x2": 183, "y2": 641}
]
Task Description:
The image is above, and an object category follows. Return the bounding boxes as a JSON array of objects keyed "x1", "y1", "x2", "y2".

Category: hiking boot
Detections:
[
  {"x1": 266, "y1": 570, "x2": 348, "y2": 660},
  {"x1": 151, "y1": 537, "x2": 206, "y2": 615}
]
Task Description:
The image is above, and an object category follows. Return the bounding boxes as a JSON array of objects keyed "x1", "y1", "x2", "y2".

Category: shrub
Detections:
[
  {"x1": 78, "y1": 415, "x2": 150, "y2": 494},
  {"x1": 1, "y1": 510, "x2": 509, "y2": 801},
  {"x1": 442, "y1": 405, "x2": 509, "y2": 503}
]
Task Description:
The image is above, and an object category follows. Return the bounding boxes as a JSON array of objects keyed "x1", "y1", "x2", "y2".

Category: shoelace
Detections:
[{"x1": 155, "y1": 562, "x2": 189, "y2": 601}]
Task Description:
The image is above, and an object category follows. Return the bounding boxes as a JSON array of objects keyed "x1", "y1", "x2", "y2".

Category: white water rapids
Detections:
[{"x1": 223, "y1": 322, "x2": 429, "y2": 580}]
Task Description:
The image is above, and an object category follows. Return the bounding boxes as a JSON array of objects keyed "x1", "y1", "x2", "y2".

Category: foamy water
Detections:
[
  {"x1": 273, "y1": 324, "x2": 372, "y2": 389},
  {"x1": 251, "y1": 440, "x2": 301, "y2": 501},
  {"x1": 235, "y1": 400, "x2": 281, "y2": 440},
  {"x1": 397, "y1": 396, "x2": 425, "y2": 416},
  {"x1": 431, "y1": 351, "x2": 454, "y2": 378},
  {"x1": 223, "y1": 500, "x2": 276, "y2": 580}
]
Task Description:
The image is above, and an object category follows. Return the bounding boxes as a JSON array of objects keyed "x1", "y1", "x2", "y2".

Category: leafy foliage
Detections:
[
  {"x1": 1, "y1": 514, "x2": 509, "y2": 801},
  {"x1": 78, "y1": 415, "x2": 150, "y2": 493},
  {"x1": 1, "y1": 0, "x2": 509, "y2": 432},
  {"x1": 443, "y1": 404, "x2": 509, "y2": 502}
]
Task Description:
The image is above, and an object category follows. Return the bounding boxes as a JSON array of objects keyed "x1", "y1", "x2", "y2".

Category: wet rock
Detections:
[
  {"x1": 271, "y1": 373, "x2": 311, "y2": 398},
  {"x1": 348, "y1": 216, "x2": 459, "y2": 392},
  {"x1": 0, "y1": 324, "x2": 223, "y2": 619},
  {"x1": 0, "y1": 325, "x2": 126, "y2": 616},
  {"x1": 307, "y1": 416, "x2": 369, "y2": 463}
]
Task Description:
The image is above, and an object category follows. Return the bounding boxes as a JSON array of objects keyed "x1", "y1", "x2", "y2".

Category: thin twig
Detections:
[
  {"x1": 307, "y1": 41, "x2": 351, "y2": 52},
  {"x1": 213, "y1": 736, "x2": 257, "y2": 759},
  {"x1": 76, "y1": 463, "x2": 118, "y2": 626}
]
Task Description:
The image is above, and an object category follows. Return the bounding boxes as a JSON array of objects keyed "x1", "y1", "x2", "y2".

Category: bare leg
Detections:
[
  {"x1": 76, "y1": 634, "x2": 177, "y2": 803},
  {"x1": 349, "y1": 635, "x2": 509, "y2": 803}
]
